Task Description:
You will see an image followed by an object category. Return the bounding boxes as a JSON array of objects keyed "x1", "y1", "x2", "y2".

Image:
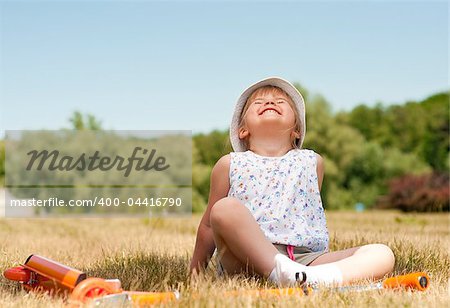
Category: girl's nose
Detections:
[{"x1": 265, "y1": 101, "x2": 275, "y2": 105}]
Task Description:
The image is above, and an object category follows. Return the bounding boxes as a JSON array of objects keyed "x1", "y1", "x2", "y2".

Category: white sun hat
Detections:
[{"x1": 230, "y1": 76, "x2": 306, "y2": 152}]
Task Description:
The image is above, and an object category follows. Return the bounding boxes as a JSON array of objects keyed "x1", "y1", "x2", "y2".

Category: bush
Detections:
[{"x1": 376, "y1": 172, "x2": 449, "y2": 212}]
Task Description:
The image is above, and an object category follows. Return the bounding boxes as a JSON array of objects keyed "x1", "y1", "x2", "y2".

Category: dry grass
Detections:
[{"x1": 0, "y1": 211, "x2": 448, "y2": 307}]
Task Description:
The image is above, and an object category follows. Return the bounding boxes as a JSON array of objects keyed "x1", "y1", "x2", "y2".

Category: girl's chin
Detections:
[
  {"x1": 247, "y1": 121, "x2": 294, "y2": 131},
  {"x1": 254, "y1": 118, "x2": 293, "y2": 125}
]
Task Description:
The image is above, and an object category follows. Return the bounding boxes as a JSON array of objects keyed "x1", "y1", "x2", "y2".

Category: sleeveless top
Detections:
[{"x1": 228, "y1": 149, "x2": 329, "y2": 252}]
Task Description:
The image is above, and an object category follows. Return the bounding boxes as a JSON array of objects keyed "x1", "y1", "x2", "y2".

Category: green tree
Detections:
[
  {"x1": 420, "y1": 93, "x2": 450, "y2": 171},
  {"x1": 193, "y1": 130, "x2": 231, "y2": 166},
  {"x1": 192, "y1": 143, "x2": 212, "y2": 212},
  {"x1": 343, "y1": 92, "x2": 449, "y2": 172},
  {"x1": 69, "y1": 111, "x2": 102, "y2": 130},
  {"x1": 0, "y1": 140, "x2": 4, "y2": 186}
]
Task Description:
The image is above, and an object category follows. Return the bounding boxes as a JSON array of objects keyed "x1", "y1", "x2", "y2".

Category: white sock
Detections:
[{"x1": 269, "y1": 254, "x2": 343, "y2": 287}]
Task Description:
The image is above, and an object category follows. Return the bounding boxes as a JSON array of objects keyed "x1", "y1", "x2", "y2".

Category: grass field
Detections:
[{"x1": 0, "y1": 211, "x2": 448, "y2": 307}]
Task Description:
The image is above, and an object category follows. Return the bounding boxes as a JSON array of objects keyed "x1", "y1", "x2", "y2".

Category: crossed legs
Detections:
[{"x1": 210, "y1": 197, "x2": 395, "y2": 284}]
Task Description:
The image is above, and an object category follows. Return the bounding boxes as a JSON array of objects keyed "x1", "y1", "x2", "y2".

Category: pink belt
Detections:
[{"x1": 287, "y1": 245, "x2": 295, "y2": 261}]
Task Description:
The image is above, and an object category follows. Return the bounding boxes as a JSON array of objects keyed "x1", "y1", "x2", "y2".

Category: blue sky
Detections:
[{"x1": 0, "y1": 1, "x2": 448, "y2": 134}]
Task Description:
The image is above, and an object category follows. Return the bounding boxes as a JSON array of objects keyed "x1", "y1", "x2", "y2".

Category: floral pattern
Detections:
[{"x1": 228, "y1": 149, "x2": 329, "y2": 252}]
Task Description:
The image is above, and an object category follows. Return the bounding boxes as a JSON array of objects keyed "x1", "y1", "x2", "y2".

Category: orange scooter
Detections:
[
  {"x1": 3, "y1": 254, "x2": 178, "y2": 305},
  {"x1": 3, "y1": 255, "x2": 86, "y2": 295}
]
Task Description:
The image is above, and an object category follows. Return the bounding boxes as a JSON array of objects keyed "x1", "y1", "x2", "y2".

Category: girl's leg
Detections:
[
  {"x1": 309, "y1": 244, "x2": 395, "y2": 282},
  {"x1": 209, "y1": 196, "x2": 394, "y2": 286},
  {"x1": 210, "y1": 197, "x2": 278, "y2": 276}
]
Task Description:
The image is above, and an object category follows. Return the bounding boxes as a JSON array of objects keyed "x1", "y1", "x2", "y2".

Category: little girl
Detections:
[{"x1": 190, "y1": 77, "x2": 395, "y2": 286}]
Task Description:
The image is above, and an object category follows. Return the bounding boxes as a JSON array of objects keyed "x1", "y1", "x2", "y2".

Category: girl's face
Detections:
[{"x1": 239, "y1": 89, "x2": 297, "y2": 142}]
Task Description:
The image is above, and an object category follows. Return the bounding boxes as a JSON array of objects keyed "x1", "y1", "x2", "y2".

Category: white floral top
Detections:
[{"x1": 228, "y1": 149, "x2": 329, "y2": 252}]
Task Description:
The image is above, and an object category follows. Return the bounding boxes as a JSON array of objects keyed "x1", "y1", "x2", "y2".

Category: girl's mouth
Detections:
[{"x1": 259, "y1": 108, "x2": 281, "y2": 115}]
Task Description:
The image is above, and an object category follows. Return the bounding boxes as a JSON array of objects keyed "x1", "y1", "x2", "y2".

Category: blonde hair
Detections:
[{"x1": 238, "y1": 85, "x2": 303, "y2": 150}]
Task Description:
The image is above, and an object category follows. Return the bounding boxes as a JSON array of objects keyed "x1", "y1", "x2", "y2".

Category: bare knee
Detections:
[
  {"x1": 362, "y1": 243, "x2": 396, "y2": 273},
  {"x1": 209, "y1": 197, "x2": 242, "y2": 229},
  {"x1": 375, "y1": 244, "x2": 395, "y2": 269},
  {"x1": 381, "y1": 244, "x2": 396, "y2": 271}
]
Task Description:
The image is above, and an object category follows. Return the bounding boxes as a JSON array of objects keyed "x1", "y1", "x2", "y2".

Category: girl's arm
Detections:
[
  {"x1": 316, "y1": 153, "x2": 324, "y2": 191},
  {"x1": 189, "y1": 154, "x2": 231, "y2": 274}
]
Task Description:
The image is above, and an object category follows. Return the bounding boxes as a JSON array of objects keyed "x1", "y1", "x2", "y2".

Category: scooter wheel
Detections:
[{"x1": 70, "y1": 278, "x2": 117, "y2": 303}]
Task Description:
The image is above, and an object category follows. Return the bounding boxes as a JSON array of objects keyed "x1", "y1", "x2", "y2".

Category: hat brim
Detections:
[{"x1": 230, "y1": 76, "x2": 306, "y2": 152}]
